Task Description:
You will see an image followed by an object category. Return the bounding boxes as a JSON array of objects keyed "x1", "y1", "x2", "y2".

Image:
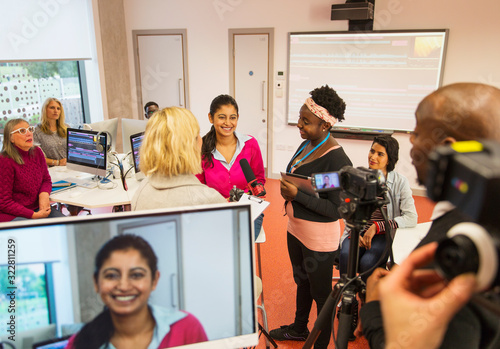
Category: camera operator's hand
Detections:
[
  {"x1": 365, "y1": 267, "x2": 389, "y2": 303},
  {"x1": 280, "y1": 179, "x2": 298, "y2": 201},
  {"x1": 379, "y1": 242, "x2": 476, "y2": 349},
  {"x1": 359, "y1": 224, "x2": 377, "y2": 249}
]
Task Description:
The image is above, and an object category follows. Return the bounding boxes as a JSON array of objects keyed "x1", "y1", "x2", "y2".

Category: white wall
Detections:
[{"x1": 122, "y1": 0, "x2": 500, "y2": 193}]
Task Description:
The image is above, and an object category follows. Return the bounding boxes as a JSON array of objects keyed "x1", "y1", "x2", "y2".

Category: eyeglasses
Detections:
[{"x1": 10, "y1": 126, "x2": 35, "y2": 135}]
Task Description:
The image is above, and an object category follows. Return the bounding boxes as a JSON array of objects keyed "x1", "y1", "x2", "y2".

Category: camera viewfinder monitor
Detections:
[
  {"x1": 130, "y1": 131, "x2": 145, "y2": 180},
  {"x1": 122, "y1": 118, "x2": 148, "y2": 154},
  {"x1": 66, "y1": 128, "x2": 108, "y2": 177},
  {"x1": 0, "y1": 203, "x2": 257, "y2": 349},
  {"x1": 312, "y1": 171, "x2": 341, "y2": 192}
]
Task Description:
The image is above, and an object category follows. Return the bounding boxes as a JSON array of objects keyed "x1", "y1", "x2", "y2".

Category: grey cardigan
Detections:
[{"x1": 132, "y1": 173, "x2": 227, "y2": 211}]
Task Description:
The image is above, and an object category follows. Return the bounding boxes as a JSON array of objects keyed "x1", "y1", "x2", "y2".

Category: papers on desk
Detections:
[
  {"x1": 238, "y1": 194, "x2": 270, "y2": 221},
  {"x1": 51, "y1": 180, "x2": 77, "y2": 194}
]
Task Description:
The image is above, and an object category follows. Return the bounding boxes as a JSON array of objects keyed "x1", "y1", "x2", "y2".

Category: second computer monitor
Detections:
[
  {"x1": 122, "y1": 118, "x2": 148, "y2": 154},
  {"x1": 130, "y1": 132, "x2": 144, "y2": 172},
  {"x1": 83, "y1": 118, "x2": 119, "y2": 153},
  {"x1": 66, "y1": 128, "x2": 108, "y2": 177}
]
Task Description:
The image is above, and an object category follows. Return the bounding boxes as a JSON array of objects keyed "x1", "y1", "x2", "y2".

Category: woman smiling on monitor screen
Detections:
[{"x1": 66, "y1": 234, "x2": 208, "y2": 349}]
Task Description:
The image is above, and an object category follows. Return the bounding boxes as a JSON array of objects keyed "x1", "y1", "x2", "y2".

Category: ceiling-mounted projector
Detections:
[{"x1": 331, "y1": 2, "x2": 374, "y2": 20}]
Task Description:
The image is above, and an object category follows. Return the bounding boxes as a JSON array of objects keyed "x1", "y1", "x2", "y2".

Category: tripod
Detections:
[{"x1": 303, "y1": 195, "x2": 387, "y2": 349}]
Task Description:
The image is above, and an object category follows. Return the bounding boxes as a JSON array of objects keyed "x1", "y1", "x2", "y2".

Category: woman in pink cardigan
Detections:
[
  {"x1": 197, "y1": 94, "x2": 265, "y2": 198},
  {"x1": 0, "y1": 118, "x2": 64, "y2": 222},
  {"x1": 197, "y1": 94, "x2": 266, "y2": 236}
]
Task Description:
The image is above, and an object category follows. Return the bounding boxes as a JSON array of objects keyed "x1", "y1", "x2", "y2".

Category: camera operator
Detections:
[{"x1": 360, "y1": 82, "x2": 500, "y2": 349}]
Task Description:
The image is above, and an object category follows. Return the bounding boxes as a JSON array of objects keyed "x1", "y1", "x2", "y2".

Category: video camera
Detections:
[
  {"x1": 311, "y1": 166, "x2": 387, "y2": 201},
  {"x1": 426, "y1": 140, "x2": 500, "y2": 291},
  {"x1": 311, "y1": 166, "x2": 388, "y2": 226}
]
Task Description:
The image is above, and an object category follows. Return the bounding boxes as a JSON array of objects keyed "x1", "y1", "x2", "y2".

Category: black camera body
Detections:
[
  {"x1": 312, "y1": 166, "x2": 388, "y2": 226},
  {"x1": 426, "y1": 140, "x2": 500, "y2": 291},
  {"x1": 427, "y1": 140, "x2": 500, "y2": 226}
]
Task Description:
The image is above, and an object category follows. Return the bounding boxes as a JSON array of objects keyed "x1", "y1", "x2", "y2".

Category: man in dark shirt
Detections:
[
  {"x1": 144, "y1": 101, "x2": 159, "y2": 119},
  {"x1": 359, "y1": 82, "x2": 500, "y2": 349}
]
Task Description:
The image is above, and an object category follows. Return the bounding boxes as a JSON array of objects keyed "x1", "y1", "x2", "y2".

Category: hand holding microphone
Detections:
[{"x1": 240, "y1": 159, "x2": 266, "y2": 197}]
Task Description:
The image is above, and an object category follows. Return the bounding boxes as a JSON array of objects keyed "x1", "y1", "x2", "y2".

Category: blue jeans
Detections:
[
  {"x1": 339, "y1": 234, "x2": 388, "y2": 281},
  {"x1": 12, "y1": 207, "x2": 66, "y2": 221}
]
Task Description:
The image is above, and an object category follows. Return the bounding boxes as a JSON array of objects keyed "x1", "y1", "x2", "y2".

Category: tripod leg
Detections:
[
  {"x1": 336, "y1": 292, "x2": 359, "y2": 348},
  {"x1": 337, "y1": 312, "x2": 353, "y2": 348},
  {"x1": 258, "y1": 324, "x2": 278, "y2": 348},
  {"x1": 302, "y1": 282, "x2": 344, "y2": 349}
]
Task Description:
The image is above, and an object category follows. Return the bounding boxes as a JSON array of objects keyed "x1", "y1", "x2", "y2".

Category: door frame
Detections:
[
  {"x1": 132, "y1": 29, "x2": 190, "y2": 119},
  {"x1": 229, "y1": 28, "x2": 274, "y2": 174}
]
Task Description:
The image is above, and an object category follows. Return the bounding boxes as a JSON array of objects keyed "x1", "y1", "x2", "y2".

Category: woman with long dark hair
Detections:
[
  {"x1": 339, "y1": 135, "x2": 417, "y2": 281},
  {"x1": 66, "y1": 234, "x2": 208, "y2": 349},
  {"x1": 197, "y1": 94, "x2": 266, "y2": 235}
]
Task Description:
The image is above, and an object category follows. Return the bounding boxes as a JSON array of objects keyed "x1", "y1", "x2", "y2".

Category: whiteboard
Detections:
[{"x1": 287, "y1": 30, "x2": 449, "y2": 132}]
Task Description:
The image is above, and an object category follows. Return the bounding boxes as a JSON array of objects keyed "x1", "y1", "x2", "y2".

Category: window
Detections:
[
  {"x1": 0, "y1": 61, "x2": 86, "y2": 132},
  {"x1": 0, "y1": 263, "x2": 52, "y2": 332}
]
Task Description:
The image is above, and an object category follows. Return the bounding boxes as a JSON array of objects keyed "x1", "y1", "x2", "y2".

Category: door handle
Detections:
[
  {"x1": 178, "y1": 79, "x2": 184, "y2": 107},
  {"x1": 171, "y1": 273, "x2": 178, "y2": 308},
  {"x1": 261, "y1": 81, "x2": 266, "y2": 111}
]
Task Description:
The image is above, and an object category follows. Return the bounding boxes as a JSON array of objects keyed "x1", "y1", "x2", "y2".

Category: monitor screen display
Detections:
[
  {"x1": 130, "y1": 131, "x2": 144, "y2": 174},
  {"x1": 66, "y1": 128, "x2": 108, "y2": 177},
  {"x1": 287, "y1": 29, "x2": 448, "y2": 132},
  {"x1": 0, "y1": 203, "x2": 257, "y2": 349}
]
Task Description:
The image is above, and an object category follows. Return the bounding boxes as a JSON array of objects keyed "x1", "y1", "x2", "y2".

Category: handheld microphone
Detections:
[{"x1": 240, "y1": 159, "x2": 266, "y2": 197}]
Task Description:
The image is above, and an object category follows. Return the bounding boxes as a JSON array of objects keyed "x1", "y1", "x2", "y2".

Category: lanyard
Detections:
[{"x1": 289, "y1": 133, "x2": 330, "y2": 172}]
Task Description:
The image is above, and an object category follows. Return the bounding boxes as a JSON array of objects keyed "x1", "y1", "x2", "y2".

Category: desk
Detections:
[
  {"x1": 49, "y1": 166, "x2": 141, "y2": 211},
  {"x1": 392, "y1": 222, "x2": 432, "y2": 265}
]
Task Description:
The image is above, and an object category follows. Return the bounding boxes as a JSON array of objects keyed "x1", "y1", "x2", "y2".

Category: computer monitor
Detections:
[
  {"x1": 130, "y1": 131, "x2": 145, "y2": 180},
  {"x1": 122, "y1": 118, "x2": 148, "y2": 154},
  {"x1": 83, "y1": 118, "x2": 119, "y2": 153},
  {"x1": 32, "y1": 335, "x2": 70, "y2": 349},
  {"x1": 0, "y1": 324, "x2": 56, "y2": 349},
  {"x1": 66, "y1": 128, "x2": 108, "y2": 177},
  {"x1": 0, "y1": 203, "x2": 257, "y2": 349}
]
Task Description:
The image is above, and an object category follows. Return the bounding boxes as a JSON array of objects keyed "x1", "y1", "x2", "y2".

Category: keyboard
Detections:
[{"x1": 63, "y1": 177, "x2": 98, "y2": 189}]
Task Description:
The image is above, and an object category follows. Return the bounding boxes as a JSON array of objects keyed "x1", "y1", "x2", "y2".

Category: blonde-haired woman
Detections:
[
  {"x1": 34, "y1": 97, "x2": 68, "y2": 166},
  {"x1": 131, "y1": 107, "x2": 227, "y2": 210}
]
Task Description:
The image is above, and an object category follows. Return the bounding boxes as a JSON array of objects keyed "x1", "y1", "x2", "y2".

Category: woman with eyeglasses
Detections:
[
  {"x1": 34, "y1": 97, "x2": 68, "y2": 167},
  {"x1": 0, "y1": 118, "x2": 65, "y2": 222}
]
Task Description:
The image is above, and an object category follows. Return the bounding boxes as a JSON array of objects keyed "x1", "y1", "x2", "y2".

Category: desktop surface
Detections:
[{"x1": 49, "y1": 166, "x2": 140, "y2": 208}]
